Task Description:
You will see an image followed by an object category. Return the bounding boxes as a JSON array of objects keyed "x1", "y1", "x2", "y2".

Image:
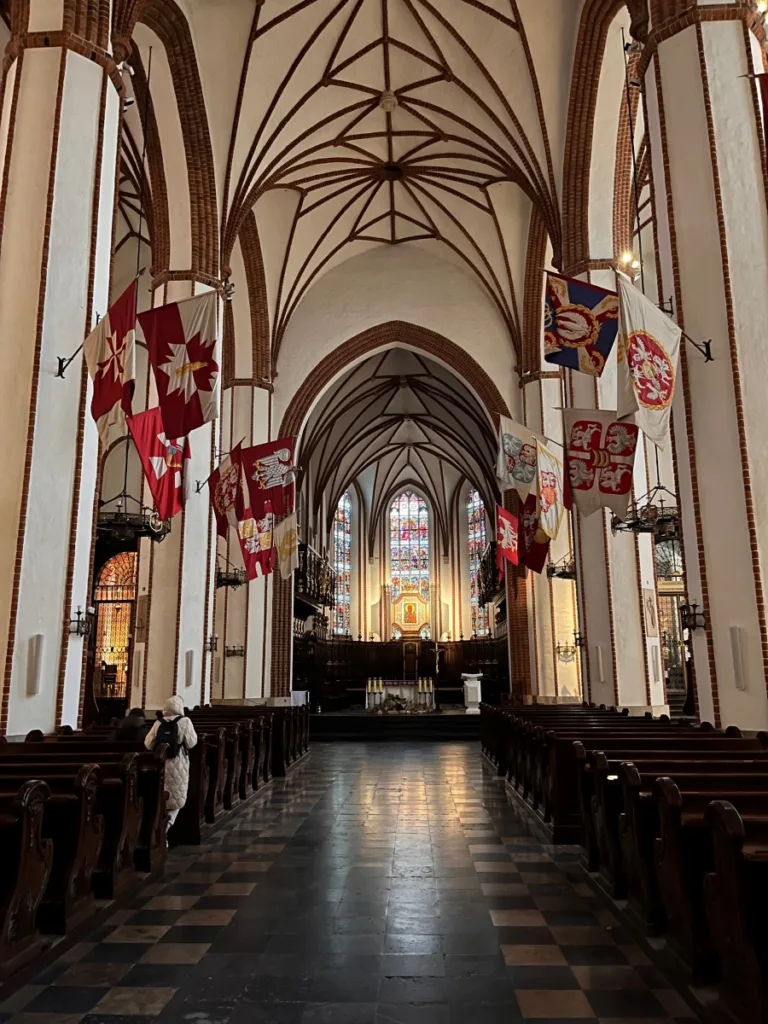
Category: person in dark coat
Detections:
[{"x1": 113, "y1": 707, "x2": 148, "y2": 742}]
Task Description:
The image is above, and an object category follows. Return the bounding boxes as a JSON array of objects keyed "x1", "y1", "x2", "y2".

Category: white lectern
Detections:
[{"x1": 461, "y1": 673, "x2": 482, "y2": 715}]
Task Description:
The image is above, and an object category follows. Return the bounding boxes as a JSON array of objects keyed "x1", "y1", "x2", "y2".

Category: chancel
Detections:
[{"x1": 0, "y1": 0, "x2": 766, "y2": 1018}]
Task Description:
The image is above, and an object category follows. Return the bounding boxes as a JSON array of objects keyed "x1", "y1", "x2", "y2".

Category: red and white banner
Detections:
[
  {"x1": 128, "y1": 407, "x2": 189, "y2": 520},
  {"x1": 520, "y1": 493, "x2": 550, "y2": 575},
  {"x1": 563, "y1": 409, "x2": 639, "y2": 519},
  {"x1": 241, "y1": 439, "x2": 295, "y2": 520},
  {"x1": 237, "y1": 505, "x2": 275, "y2": 580},
  {"x1": 496, "y1": 505, "x2": 519, "y2": 571},
  {"x1": 84, "y1": 279, "x2": 136, "y2": 444},
  {"x1": 616, "y1": 274, "x2": 680, "y2": 450},
  {"x1": 209, "y1": 443, "x2": 244, "y2": 539},
  {"x1": 139, "y1": 291, "x2": 219, "y2": 439}
]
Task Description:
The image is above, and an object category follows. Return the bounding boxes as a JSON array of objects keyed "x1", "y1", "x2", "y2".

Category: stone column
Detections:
[
  {"x1": 521, "y1": 373, "x2": 582, "y2": 703},
  {"x1": 140, "y1": 277, "x2": 218, "y2": 711},
  {"x1": 0, "y1": 1, "x2": 122, "y2": 734},
  {"x1": 642, "y1": 2, "x2": 768, "y2": 728}
]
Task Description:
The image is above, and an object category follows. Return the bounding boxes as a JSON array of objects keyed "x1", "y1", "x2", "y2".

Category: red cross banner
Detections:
[
  {"x1": 241, "y1": 438, "x2": 296, "y2": 520},
  {"x1": 83, "y1": 279, "x2": 136, "y2": 444},
  {"x1": 128, "y1": 407, "x2": 189, "y2": 520},
  {"x1": 138, "y1": 291, "x2": 219, "y2": 439},
  {"x1": 209, "y1": 443, "x2": 244, "y2": 539},
  {"x1": 563, "y1": 408, "x2": 639, "y2": 519},
  {"x1": 496, "y1": 505, "x2": 519, "y2": 570},
  {"x1": 237, "y1": 505, "x2": 275, "y2": 580},
  {"x1": 616, "y1": 274, "x2": 680, "y2": 449}
]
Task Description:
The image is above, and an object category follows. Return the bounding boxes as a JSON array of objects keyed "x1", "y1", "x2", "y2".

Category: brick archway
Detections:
[{"x1": 270, "y1": 321, "x2": 531, "y2": 703}]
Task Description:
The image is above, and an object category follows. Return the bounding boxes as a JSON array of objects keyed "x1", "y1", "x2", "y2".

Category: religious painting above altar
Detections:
[{"x1": 391, "y1": 582, "x2": 430, "y2": 638}]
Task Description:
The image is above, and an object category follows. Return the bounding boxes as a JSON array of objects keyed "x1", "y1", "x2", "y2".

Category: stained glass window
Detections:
[
  {"x1": 390, "y1": 491, "x2": 430, "y2": 603},
  {"x1": 468, "y1": 488, "x2": 489, "y2": 635},
  {"x1": 94, "y1": 551, "x2": 137, "y2": 697},
  {"x1": 332, "y1": 492, "x2": 351, "y2": 634}
]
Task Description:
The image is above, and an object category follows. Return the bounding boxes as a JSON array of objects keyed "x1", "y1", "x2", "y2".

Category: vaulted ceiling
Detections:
[
  {"x1": 223, "y1": 0, "x2": 570, "y2": 358},
  {"x1": 300, "y1": 347, "x2": 497, "y2": 554}
]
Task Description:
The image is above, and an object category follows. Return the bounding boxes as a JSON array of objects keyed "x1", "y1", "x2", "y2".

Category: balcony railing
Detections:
[
  {"x1": 295, "y1": 543, "x2": 336, "y2": 607},
  {"x1": 478, "y1": 542, "x2": 504, "y2": 607}
]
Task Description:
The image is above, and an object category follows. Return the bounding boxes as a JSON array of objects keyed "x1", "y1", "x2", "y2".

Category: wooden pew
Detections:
[
  {"x1": 0, "y1": 781, "x2": 52, "y2": 979},
  {"x1": 704, "y1": 799, "x2": 768, "y2": 1024},
  {"x1": 0, "y1": 752, "x2": 141, "y2": 899},
  {"x1": 22, "y1": 738, "x2": 168, "y2": 873},
  {"x1": 194, "y1": 705, "x2": 306, "y2": 778},
  {"x1": 654, "y1": 778, "x2": 768, "y2": 981},
  {"x1": 16, "y1": 764, "x2": 104, "y2": 934}
]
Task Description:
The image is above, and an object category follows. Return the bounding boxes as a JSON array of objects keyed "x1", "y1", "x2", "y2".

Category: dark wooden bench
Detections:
[
  {"x1": 6, "y1": 764, "x2": 105, "y2": 934},
  {"x1": 654, "y1": 778, "x2": 768, "y2": 981},
  {"x1": 22, "y1": 738, "x2": 168, "y2": 872},
  {"x1": 0, "y1": 781, "x2": 52, "y2": 979},
  {"x1": 704, "y1": 799, "x2": 768, "y2": 1024},
  {"x1": 0, "y1": 753, "x2": 140, "y2": 899}
]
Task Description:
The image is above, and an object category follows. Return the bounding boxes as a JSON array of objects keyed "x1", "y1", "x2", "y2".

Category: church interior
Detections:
[{"x1": 0, "y1": 0, "x2": 767, "y2": 1020}]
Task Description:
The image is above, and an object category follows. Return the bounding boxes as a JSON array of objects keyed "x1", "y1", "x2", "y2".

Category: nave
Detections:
[{"x1": 0, "y1": 744, "x2": 697, "y2": 1024}]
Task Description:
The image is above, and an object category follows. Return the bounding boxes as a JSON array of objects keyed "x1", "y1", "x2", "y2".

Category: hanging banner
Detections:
[
  {"x1": 273, "y1": 511, "x2": 299, "y2": 580},
  {"x1": 616, "y1": 274, "x2": 681, "y2": 449},
  {"x1": 208, "y1": 443, "x2": 244, "y2": 539},
  {"x1": 127, "y1": 407, "x2": 189, "y2": 520},
  {"x1": 520, "y1": 494, "x2": 550, "y2": 575},
  {"x1": 496, "y1": 505, "x2": 519, "y2": 570},
  {"x1": 563, "y1": 409, "x2": 639, "y2": 519},
  {"x1": 84, "y1": 279, "x2": 137, "y2": 444},
  {"x1": 536, "y1": 441, "x2": 566, "y2": 540},
  {"x1": 241, "y1": 438, "x2": 296, "y2": 519},
  {"x1": 139, "y1": 291, "x2": 219, "y2": 439},
  {"x1": 237, "y1": 505, "x2": 275, "y2": 580},
  {"x1": 544, "y1": 272, "x2": 619, "y2": 377},
  {"x1": 497, "y1": 416, "x2": 538, "y2": 501}
]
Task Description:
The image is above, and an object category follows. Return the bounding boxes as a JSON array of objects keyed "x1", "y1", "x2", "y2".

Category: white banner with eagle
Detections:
[
  {"x1": 497, "y1": 416, "x2": 539, "y2": 501},
  {"x1": 616, "y1": 274, "x2": 681, "y2": 450},
  {"x1": 563, "y1": 409, "x2": 639, "y2": 519}
]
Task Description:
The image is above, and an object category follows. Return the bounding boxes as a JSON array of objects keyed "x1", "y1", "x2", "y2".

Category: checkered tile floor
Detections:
[{"x1": 0, "y1": 743, "x2": 700, "y2": 1023}]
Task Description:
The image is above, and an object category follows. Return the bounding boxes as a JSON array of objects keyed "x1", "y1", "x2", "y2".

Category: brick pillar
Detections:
[{"x1": 0, "y1": 0, "x2": 121, "y2": 734}]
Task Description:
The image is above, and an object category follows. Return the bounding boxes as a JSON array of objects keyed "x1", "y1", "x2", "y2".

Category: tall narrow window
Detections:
[
  {"x1": 390, "y1": 490, "x2": 430, "y2": 602},
  {"x1": 94, "y1": 551, "x2": 137, "y2": 697},
  {"x1": 332, "y1": 492, "x2": 352, "y2": 634},
  {"x1": 468, "y1": 488, "x2": 489, "y2": 635}
]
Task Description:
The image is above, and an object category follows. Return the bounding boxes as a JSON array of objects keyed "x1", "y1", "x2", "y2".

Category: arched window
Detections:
[
  {"x1": 390, "y1": 490, "x2": 429, "y2": 602},
  {"x1": 94, "y1": 551, "x2": 137, "y2": 697},
  {"x1": 332, "y1": 492, "x2": 352, "y2": 634},
  {"x1": 468, "y1": 488, "x2": 489, "y2": 635}
]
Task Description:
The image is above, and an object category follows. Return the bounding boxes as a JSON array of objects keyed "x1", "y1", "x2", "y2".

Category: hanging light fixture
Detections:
[
  {"x1": 611, "y1": 483, "x2": 679, "y2": 540},
  {"x1": 547, "y1": 554, "x2": 577, "y2": 580}
]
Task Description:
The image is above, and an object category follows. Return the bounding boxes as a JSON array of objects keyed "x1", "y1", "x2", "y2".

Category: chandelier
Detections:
[
  {"x1": 611, "y1": 484, "x2": 679, "y2": 540},
  {"x1": 547, "y1": 553, "x2": 577, "y2": 580}
]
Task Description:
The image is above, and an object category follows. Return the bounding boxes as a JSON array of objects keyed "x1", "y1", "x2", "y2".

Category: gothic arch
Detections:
[{"x1": 271, "y1": 321, "x2": 513, "y2": 699}]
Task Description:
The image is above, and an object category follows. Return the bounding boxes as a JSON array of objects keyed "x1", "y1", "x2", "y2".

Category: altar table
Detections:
[{"x1": 365, "y1": 681, "x2": 434, "y2": 709}]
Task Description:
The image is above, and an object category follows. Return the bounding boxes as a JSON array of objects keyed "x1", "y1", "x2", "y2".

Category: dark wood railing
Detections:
[
  {"x1": 295, "y1": 544, "x2": 336, "y2": 607},
  {"x1": 478, "y1": 542, "x2": 503, "y2": 607}
]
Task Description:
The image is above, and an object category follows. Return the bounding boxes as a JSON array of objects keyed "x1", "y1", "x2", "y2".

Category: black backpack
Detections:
[{"x1": 156, "y1": 716, "x2": 183, "y2": 759}]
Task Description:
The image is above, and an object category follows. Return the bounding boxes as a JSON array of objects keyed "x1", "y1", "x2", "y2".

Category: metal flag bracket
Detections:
[
  {"x1": 658, "y1": 296, "x2": 713, "y2": 363},
  {"x1": 55, "y1": 316, "x2": 98, "y2": 379}
]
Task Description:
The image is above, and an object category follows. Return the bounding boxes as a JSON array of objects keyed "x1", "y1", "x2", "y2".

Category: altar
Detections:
[{"x1": 365, "y1": 679, "x2": 435, "y2": 710}]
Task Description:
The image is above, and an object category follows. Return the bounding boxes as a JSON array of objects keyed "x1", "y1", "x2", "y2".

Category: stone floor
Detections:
[{"x1": 0, "y1": 743, "x2": 700, "y2": 1023}]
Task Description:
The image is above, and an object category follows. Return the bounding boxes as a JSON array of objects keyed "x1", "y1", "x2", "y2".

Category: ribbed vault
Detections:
[{"x1": 300, "y1": 347, "x2": 498, "y2": 555}]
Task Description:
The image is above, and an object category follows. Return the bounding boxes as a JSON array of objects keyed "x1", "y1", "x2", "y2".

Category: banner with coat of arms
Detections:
[
  {"x1": 497, "y1": 417, "x2": 538, "y2": 501},
  {"x1": 535, "y1": 441, "x2": 565, "y2": 540},
  {"x1": 544, "y1": 272, "x2": 619, "y2": 377},
  {"x1": 616, "y1": 274, "x2": 681, "y2": 450},
  {"x1": 563, "y1": 409, "x2": 639, "y2": 519}
]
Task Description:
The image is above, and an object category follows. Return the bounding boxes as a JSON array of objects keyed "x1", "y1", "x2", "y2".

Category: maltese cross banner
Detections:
[
  {"x1": 544, "y1": 272, "x2": 618, "y2": 377},
  {"x1": 139, "y1": 291, "x2": 219, "y2": 439}
]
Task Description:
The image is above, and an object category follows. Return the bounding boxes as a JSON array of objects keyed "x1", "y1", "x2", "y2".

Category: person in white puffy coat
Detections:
[{"x1": 145, "y1": 695, "x2": 198, "y2": 833}]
